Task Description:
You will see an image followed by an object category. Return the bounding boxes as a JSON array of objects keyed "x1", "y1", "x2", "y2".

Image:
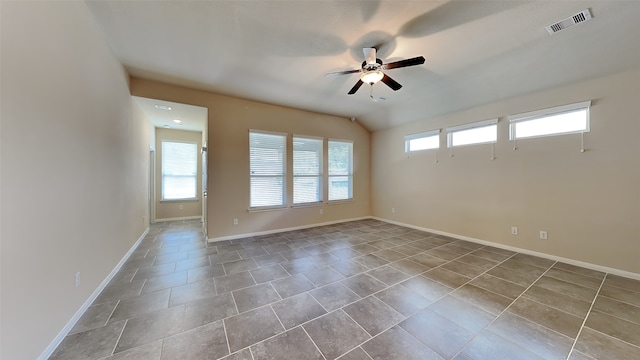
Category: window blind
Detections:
[
  {"x1": 328, "y1": 140, "x2": 353, "y2": 201},
  {"x1": 293, "y1": 136, "x2": 322, "y2": 204},
  {"x1": 250, "y1": 131, "x2": 286, "y2": 208}
]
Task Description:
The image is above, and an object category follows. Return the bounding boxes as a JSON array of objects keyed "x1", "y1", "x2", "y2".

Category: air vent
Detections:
[{"x1": 546, "y1": 9, "x2": 592, "y2": 34}]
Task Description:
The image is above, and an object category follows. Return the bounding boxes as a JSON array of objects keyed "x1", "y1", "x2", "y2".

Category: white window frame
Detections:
[
  {"x1": 328, "y1": 139, "x2": 353, "y2": 202},
  {"x1": 293, "y1": 135, "x2": 323, "y2": 206},
  {"x1": 404, "y1": 129, "x2": 440, "y2": 152},
  {"x1": 161, "y1": 140, "x2": 198, "y2": 201},
  {"x1": 249, "y1": 130, "x2": 287, "y2": 210},
  {"x1": 446, "y1": 118, "x2": 498, "y2": 148},
  {"x1": 508, "y1": 101, "x2": 591, "y2": 140}
]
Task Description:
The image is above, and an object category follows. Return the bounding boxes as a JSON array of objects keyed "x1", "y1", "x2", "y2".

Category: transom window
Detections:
[
  {"x1": 405, "y1": 130, "x2": 440, "y2": 152},
  {"x1": 446, "y1": 119, "x2": 498, "y2": 148},
  {"x1": 509, "y1": 101, "x2": 590, "y2": 140}
]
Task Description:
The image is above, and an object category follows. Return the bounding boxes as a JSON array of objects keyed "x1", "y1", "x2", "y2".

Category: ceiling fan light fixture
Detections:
[
  {"x1": 328, "y1": 48, "x2": 424, "y2": 95},
  {"x1": 361, "y1": 70, "x2": 384, "y2": 84}
]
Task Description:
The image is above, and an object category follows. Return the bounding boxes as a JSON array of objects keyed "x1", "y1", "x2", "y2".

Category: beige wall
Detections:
[
  {"x1": 155, "y1": 128, "x2": 203, "y2": 220},
  {"x1": 1, "y1": 2, "x2": 150, "y2": 359},
  {"x1": 131, "y1": 78, "x2": 371, "y2": 239},
  {"x1": 372, "y1": 68, "x2": 640, "y2": 275}
]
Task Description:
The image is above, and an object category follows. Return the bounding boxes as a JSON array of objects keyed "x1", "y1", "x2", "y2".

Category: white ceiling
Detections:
[
  {"x1": 86, "y1": 1, "x2": 640, "y2": 132},
  {"x1": 133, "y1": 96, "x2": 207, "y2": 132}
]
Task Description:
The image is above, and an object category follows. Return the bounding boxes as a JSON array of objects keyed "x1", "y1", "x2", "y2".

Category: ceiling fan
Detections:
[{"x1": 325, "y1": 48, "x2": 425, "y2": 95}]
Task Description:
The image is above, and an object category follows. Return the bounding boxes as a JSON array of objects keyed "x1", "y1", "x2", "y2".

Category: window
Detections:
[
  {"x1": 328, "y1": 140, "x2": 353, "y2": 201},
  {"x1": 446, "y1": 119, "x2": 498, "y2": 148},
  {"x1": 249, "y1": 131, "x2": 286, "y2": 208},
  {"x1": 509, "y1": 101, "x2": 590, "y2": 140},
  {"x1": 405, "y1": 130, "x2": 440, "y2": 152},
  {"x1": 293, "y1": 136, "x2": 322, "y2": 205},
  {"x1": 161, "y1": 141, "x2": 197, "y2": 200}
]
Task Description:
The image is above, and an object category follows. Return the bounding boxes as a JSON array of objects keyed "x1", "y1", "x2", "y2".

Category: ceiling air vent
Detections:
[{"x1": 546, "y1": 9, "x2": 592, "y2": 34}]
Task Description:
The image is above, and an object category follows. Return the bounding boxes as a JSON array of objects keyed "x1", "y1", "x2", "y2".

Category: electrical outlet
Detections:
[
  {"x1": 540, "y1": 231, "x2": 548, "y2": 240},
  {"x1": 75, "y1": 272, "x2": 81, "y2": 288},
  {"x1": 178, "y1": 205, "x2": 184, "y2": 210},
  {"x1": 233, "y1": 218, "x2": 238, "y2": 225},
  {"x1": 391, "y1": 208, "x2": 396, "y2": 213},
  {"x1": 319, "y1": 209, "x2": 323, "y2": 214},
  {"x1": 511, "y1": 227, "x2": 518, "y2": 235}
]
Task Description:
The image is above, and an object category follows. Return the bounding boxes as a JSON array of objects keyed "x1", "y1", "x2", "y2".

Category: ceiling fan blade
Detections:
[
  {"x1": 363, "y1": 48, "x2": 377, "y2": 64},
  {"x1": 381, "y1": 74, "x2": 402, "y2": 91},
  {"x1": 347, "y1": 80, "x2": 365, "y2": 95},
  {"x1": 325, "y1": 69, "x2": 362, "y2": 77},
  {"x1": 383, "y1": 56, "x2": 426, "y2": 70}
]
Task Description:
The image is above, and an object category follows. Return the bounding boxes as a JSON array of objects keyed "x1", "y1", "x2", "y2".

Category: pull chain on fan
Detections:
[{"x1": 369, "y1": 84, "x2": 386, "y2": 102}]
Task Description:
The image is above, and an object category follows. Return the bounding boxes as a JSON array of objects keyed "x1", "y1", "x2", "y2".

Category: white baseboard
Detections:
[
  {"x1": 38, "y1": 226, "x2": 150, "y2": 360},
  {"x1": 155, "y1": 216, "x2": 202, "y2": 222},
  {"x1": 372, "y1": 217, "x2": 640, "y2": 281},
  {"x1": 208, "y1": 216, "x2": 371, "y2": 242}
]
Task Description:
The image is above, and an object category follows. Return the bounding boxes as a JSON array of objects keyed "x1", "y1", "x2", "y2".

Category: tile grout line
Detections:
[
  {"x1": 222, "y1": 309, "x2": 321, "y2": 357},
  {"x1": 245, "y1": 302, "x2": 360, "y2": 357},
  {"x1": 448, "y1": 259, "x2": 558, "y2": 360},
  {"x1": 354, "y1": 242, "x2": 510, "y2": 315},
  {"x1": 547, "y1": 263, "x2": 606, "y2": 280},
  {"x1": 104, "y1": 300, "x2": 121, "y2": 326},
  {"x1": 272, "y1": 249, "x2": 443, "y2": 330},
  {"x1": 334, "y1": 346, "x2": 374, "y2": 360},
  {"x1": 268, "y1": 304, "x2": 287, "y2": 331},
  {"x1": 340, "y1": 262, "x2": 471, "y2": 360},
  {"x1": 515, "y1": 294, "x2": 586, "y2": 322},
  {"x1": 108, "y1": 318, "x2": 128, "y2": 357},
  {"x1": 352, "y1": 323, "x2": 423, "y2": 359},
  {"x1": 565, "y1": 273, "x2": 608, "y2": 360},
  {"x1": 341, "y1": 313, "x2": 416, "y2": 357},
  {"x1": 221, "y1": 317, "x2": 232, "y2": 356},
  {"x1": 307, "y1": 290, "x2": 330, "y2": 314},
  {"x1": 341, "y1": 307, "x2": 376, "y2": 339},
  {"x1": 592, "y1": 294, "x2": 640, "y2": 322},
  {"x1": 575, "y1": 326, "x2": 640, "y2": 352},
  {"x1": 300, "y1": 325, "x2": 329, "y2": 360},
  {"x1": 158, "y1": 339, "x2": 165, "y2": 360},
  {"x1": 542, "y1": 268, "x2": 603, "y2": 291},
  {"x1": 229, "y1": 291, "x2": 241, "y2": 316},
  {"x1": 440, "y1": 249, "x2": 555, "y2": 302},
  {"x1": 127, "y1": 268, "x2": 139, "y2": 282}
]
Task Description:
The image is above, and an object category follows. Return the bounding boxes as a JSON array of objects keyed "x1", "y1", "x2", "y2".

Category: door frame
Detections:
[{"x1": 149, "y1": 147, "x2": 156, "y2": 224}]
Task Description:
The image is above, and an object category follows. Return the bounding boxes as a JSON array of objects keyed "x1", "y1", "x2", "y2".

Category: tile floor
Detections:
[{"x1": 50, "y1": 219, "x2": 640, "y2": 360}]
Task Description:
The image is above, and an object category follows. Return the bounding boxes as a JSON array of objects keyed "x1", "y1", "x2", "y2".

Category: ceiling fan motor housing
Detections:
[{"x1": 362, "y1": 58, "x2": 383, "y2": 72}]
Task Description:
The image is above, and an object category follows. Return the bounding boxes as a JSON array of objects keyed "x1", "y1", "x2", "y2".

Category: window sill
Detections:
[
  {"x1": 248, "y1": 205, "x2": 288, "y2": 213},
  {"x1": 327, "y1": 199, "x2": 353, "y2": 205},
  {"x1": 160, "y1": 198, "x2": 199, "y2": 203},
  {"x1": 292, "y1": 201, "x2": 323, "y2": 208}
]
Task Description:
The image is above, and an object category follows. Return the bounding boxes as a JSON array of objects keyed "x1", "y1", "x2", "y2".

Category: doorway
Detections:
[{"x1": 133, "y1": 96, "x2": 208, "y2": 234}]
